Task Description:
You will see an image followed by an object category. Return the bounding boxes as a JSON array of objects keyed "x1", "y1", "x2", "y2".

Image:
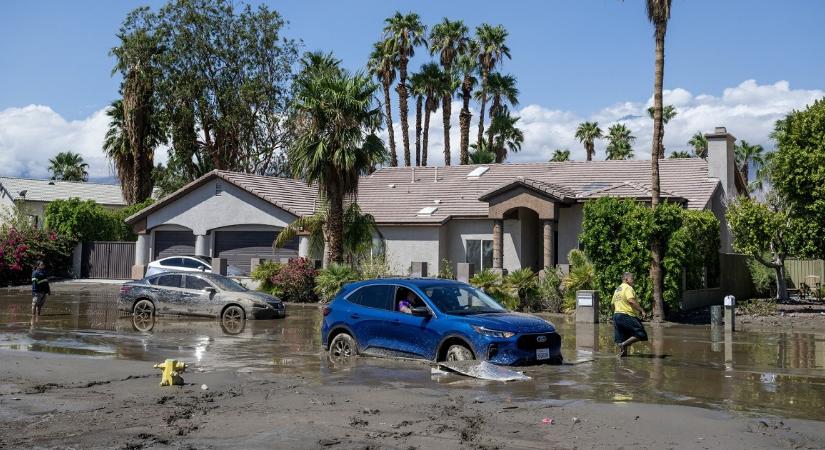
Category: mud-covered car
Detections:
[{"x1": 118, "y1": 272, "x2": 285, "y2": 322}]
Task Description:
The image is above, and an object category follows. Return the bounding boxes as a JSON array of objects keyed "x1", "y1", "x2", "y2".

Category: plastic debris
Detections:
[
  {"x1": 572, "y1": 417, "x2": 581, "y2": 424},
  {"x1": 436, "y1": 360, "x2": 531, "y2": 382},
  {"x1": 542, "y1": 418, "x2": 554, "y2": 425},
  {"x1": 201, "y1": 384, "x2": 208, "y2": 390},
  {"x1": 153, "y1": 359, "x2": 187, "y2": 386}
]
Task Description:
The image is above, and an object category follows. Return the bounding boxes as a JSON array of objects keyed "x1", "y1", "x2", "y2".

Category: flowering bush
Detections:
[
  {"x1": 270, "y1": 257, "x2": 318, "y2": 303},
  {"x1": 0, "y1": 224, "x2": 75, "y2": 285}
]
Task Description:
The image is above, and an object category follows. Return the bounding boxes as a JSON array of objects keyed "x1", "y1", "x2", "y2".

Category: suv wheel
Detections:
[
  {"x1": 329, "y1": 333, "x2": 358, "y2": 361},
  {"x1": 446, "y1": 344, "x2": 474, "y2": 361}
]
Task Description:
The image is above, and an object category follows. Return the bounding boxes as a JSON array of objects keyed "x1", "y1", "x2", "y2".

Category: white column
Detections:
[
  {"x1": 195, "y1": 234, "x2": 208, "y2": 257},
  {"x1": 298, "y1": 235, "x2": 310, "y2": 258},
  {"x1": 135, "y1": 233, "x2": 151, "y2": 265}
]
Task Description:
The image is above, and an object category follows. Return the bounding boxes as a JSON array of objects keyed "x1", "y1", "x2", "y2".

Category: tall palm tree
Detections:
[
  {"x1": 688, "y1": 131, "x2": 708, "y2": 158},
  {"x1": 475, "y1": 24, "x2": 511, "y2": 149},
  {"x1": 605, "y1": 124, "x2": 636, "y2": 160},
  {"x1": 550, "y1": 149, "x2": 571, "y2": 162},
  {"x1": 417, "y1": 63, "x2": 448, "y2": 167},
  {"x1": 367, "y1": 40, "x2": 399, "y2": 167},
  {"x1": 48, "y1": 151, "x2": 89, "y2": 182},
  {"x1": 574, "y1": 122, "x2": 603, "y2": 161},
  {"x1": 384, "y1": 12, "x2": 427, "y2": 167},
  {"x1": 102, "y1": 99, "x2": 134, "y2": 197},
  {"x1": 668, "y1": 150, "x2": 692, "y2": 158},
  {"x1": 734, "y1": 140, "x2": 765, "y2": 184},
  {"x1": 645, "y1": 0, "x2": 673, "y2": 322},
  {"x1": 410, "y1": 71, "x2": 425, "y2": 166},
  {"x1": 488, "y1": 112, "x2": 524, "y2": 163},
  {"x1": 455, "y1": 40, "x2": 478, "y2": 165},
  {"x1": 290, "y1": 56, "x2": 388, "y2": 264},
  {"x1": 430, "y1": 18, "x2": 469, "y2": 166},
  {"x1": 647, "y1": 104, "x2": 677, "y2": 157},
  {"x1": 479, "y1": 72, "x2": 519, "y2": 149}
]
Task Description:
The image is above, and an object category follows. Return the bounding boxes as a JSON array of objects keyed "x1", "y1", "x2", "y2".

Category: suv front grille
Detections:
[{"x1": 516, "y1": 333, "x2": 561, "y2": 351}]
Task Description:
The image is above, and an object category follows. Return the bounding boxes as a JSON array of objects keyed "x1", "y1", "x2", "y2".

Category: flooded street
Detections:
[{"x1": 2, "y1": 290, "x2": 824, "y2": 424}]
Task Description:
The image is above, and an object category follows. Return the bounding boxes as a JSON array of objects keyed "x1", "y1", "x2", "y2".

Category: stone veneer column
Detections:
[
  {"x1": 492, "y1": 219, "x2": 504, "y2": 270},
  {"x1": 543, "y1": 220, "x2": 557, "y2": 269}
]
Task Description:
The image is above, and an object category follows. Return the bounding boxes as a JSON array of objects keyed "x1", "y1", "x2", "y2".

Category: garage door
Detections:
[
  {"x1": 154, "y1": 231, "x2": 196, "y2": 260},
  {"x1": 214, "y1": 230, "x2": 298, "y2": 275}
]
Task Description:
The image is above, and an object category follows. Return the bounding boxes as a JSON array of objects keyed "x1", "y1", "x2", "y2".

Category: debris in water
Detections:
[
  {"x1": 542, "y1": 418, "x2": 554, "y2": 425},
  {"x1": 436, "y1": 361, "x2": 531, "y2": 382},
  {"x1": 572, "y1": 417, "x2": 581, "y2": 424},
  {"x1": 201, "y1": 384, "x2": 208, "y2": 390}
]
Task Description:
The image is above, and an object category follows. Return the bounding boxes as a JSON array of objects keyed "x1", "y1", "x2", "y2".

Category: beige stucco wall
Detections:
[
  {"x1": 441, "y1": 218, "x2": 522, "y2": 274},
  {"x1": 379, "y1": 225, "x2": 442, "y2": 275},
  {"x1": 557, "y1": 203, "x2": 584, "y2": 265}
]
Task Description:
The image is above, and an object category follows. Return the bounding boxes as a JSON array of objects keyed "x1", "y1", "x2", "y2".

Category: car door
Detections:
[
  {"x1": 153, "y1": 274, "x2": 184, "y2": 314},
  {"x1": 345, "y1": 284, "x2": 395, "y2": 351},
  {"x1": 179, "y1": 275, "x2": 214, "y2": 317},
  {"x1": 384, "y1": 286, "x2": 441, "y2": 359}
]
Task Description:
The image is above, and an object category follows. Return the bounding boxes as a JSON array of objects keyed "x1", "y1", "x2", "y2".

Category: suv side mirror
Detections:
[{"x1": 410, "y1": 306, "x2": 431, "y2": 317}]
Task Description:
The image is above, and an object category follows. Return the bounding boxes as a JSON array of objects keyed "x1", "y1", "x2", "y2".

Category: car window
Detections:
[
  {"x1": 181, "y1": 258, "x2": 207, "y2": 269},
  {"x1": 160, "y1": 257, "x2": 183, "y2": 267},
  {"x1": 208, "y1": 275, "x2": 247, "y2": 292},
  {"x1": 156, "y1": 274, "x2": 182, "y2": 288},
  {"x1": 347, "y1": 285, "x2": 393, "y2": 310},
  {"x1": 185, "y1": 276, "x2": 211, "y2": 290},
  {"x1": 422, "y1": 284, "x2": 506, "y2": 315},
  {"x1": 394, "y1": 287, "x2": 426, "y2": 313}
]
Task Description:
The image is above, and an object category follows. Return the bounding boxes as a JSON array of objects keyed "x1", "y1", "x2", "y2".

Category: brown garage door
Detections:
[
  {"x1": 214, "y1": 230, "x2": 298, "y2": 275},
  {"x1": 154, "y1": 231, "x2": 196, "y2": 260}
]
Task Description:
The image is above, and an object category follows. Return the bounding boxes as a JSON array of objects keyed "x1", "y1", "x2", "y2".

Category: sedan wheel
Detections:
[
  {"x1": 221, "y1": 305, "x2": 245, "y2": 328},
  {"x1": 446, "y1": 344, "x2": 474, "y2": 362},
  {"x1": 133, "y1": 299, "x2": 155, "y2": 319}
]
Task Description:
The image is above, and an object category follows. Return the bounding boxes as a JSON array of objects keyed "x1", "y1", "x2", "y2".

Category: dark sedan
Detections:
[{"x1": 118, "y1": 272, "x2": 285, "y2": 323}]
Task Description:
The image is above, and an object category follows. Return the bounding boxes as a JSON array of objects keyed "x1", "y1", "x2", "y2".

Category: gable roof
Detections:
[
  {"x1": 479, "y1": 177, "x2": 578, "y2": 203},
  {"x1": 0, "y1": 177, "x2": 126, "y2": 205}
]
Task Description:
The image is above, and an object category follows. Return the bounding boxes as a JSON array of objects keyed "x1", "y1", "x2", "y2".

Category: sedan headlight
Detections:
[{"x1": 472, "y1": 325, "x2": 515, "y2": 339}]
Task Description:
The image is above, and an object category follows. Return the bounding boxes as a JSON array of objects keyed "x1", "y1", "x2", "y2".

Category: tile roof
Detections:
[
  {"x1": 0, "y1": 177, "x2": 126, "y2": 205},
  {"x1": 479, "y1": 177, "x2": 578, "y2": 202}
]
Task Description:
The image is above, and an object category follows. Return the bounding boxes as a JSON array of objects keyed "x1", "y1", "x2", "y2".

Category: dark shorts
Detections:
[
  {"x1": 32, "y1": 292, "x2": 48, "y2": 308},
  {"x1": 613, "y1": 313, "x2": 648, "y2": 344}
]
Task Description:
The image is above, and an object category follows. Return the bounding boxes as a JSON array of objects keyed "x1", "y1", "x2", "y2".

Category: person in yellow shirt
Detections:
[{"x1": 612, "y1": 272, "x2": 647, "y2": 357}]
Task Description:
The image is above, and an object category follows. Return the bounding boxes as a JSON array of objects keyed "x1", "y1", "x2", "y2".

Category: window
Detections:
[
  {"x1": 394, "y1": 287, "x2": 426, "y2": 313},
  {"x1": 421, "y1": 284, "x2": 506, "y2": 315},
  {"x1": 185, "y1": 276, "x2": 211, "y2": 290},
  {"x1": 156, "y1": 274, "x2": 182, "y2": 288},
  {"x1": 160, "y1": 257, "x2": 183, "y2": 267},
  {"x1": 347, "y1": 285, "x2": 394, "y2": 310},
  {"x1": 181, "y1": 258, "x2": 208, "y2": 270},
  {"x1": 465, "y1": 239, "x2": 493, "y2": 271}
]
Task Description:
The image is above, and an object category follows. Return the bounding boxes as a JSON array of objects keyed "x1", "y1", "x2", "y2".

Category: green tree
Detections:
[
  {"x1": 734, "y1": 140, "x2": 765, "y2": 185},
  {"x1": 575, "y1": 121, "x2": 602, "y2": 162},
  {"x1": 605, "y1": 124, "x2": 636, "y2": 160},
  {"x1": 668, "y1": 150, "x2": 692, "y2": 158},
  {"x1": 410, "y1": 70, "x2": 425, "y2": 166},
  {"x1": 48, "y1": 152, "x2": 89, "y2": 182},
  {"x1": 488, "y1": 112, "x2": 524, "y2": 163},
  {"x1": 455, "y1": 40, "x2": 478, "y2": 165},
  {"x1": 688, "y1": 130, "x2": 708, "y2": 158},
  {"x1": 430, "y1": 18, "x2": 469, "y2": 166},
  {"x1": 367, "y1": 40, "x2": 398, "y2": 167},
  {"x1": 475, "y1": 24, "x2": 511, "y2": 150},
  {"x1": 550, "y1": 149, "x2": 571, "y2": 162},
  {"x1": 289, "y1": 59, "x2": 387, "y2": 264},
  {"x1": 415, "y1": 63, "x2": 449, "y2": 167},
  {"x1": 384, "y1": 12, "x2": 427, "y2": 167},
  {"x1": 468, "y1": 144, "x2": 496, "y2": 164},
  {"x1": 647, "y1": 104, "x2": 677, "y2": 158},
  {"x1": 478, "y1": 72, "x2": 519, "y2": 150}
]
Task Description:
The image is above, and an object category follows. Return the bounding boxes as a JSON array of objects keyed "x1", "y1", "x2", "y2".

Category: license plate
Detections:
[{"x1": 536, "y1": 348, "x2": 550, "y2": 360}]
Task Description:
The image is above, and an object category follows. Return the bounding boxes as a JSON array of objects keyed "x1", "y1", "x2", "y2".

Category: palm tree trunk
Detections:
[
  {"x1": 325, "y1": 185, "x2": 345, "y2": 264},
  {"x1": 650, "y1": 23, "x2": 667, "y2": 323},
  {"x1": 123, "y1": 72, "x2": 155, "y2": 204},
  {"x1": 415, "y1": 96, "x2": 423, "y2": 166},
  {"x1": 586, "y1": 141, "x2": 593, "y2": 162},
  {"x1": 476, "y1": 70, "x2": 489, "y2": 149},
  {"x1": 459, "y1": 80, "x2": 472, "y2": 165},
  {"x1": 442, "y1": 95, "x2": 452, "y2": 166},
  {"x1": 396, "y1": 57, "x2": 411, "y2": 167},
  {"x1": 382, "y1": 81, "x2": 398, "y2": 167},
  {"x1": 487, "y1": 97, "x2": 500, "y2": 150},
  {"x1": 423, "y1": 106, "x2": 431, "y2": 167}
]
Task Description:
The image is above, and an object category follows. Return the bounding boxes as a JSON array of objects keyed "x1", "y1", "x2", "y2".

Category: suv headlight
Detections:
[{"x1": 472, "y1": 325, "x2": 515, "y2": 339}]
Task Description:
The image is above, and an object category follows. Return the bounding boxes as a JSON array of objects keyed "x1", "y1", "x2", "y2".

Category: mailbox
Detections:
[{"x1": 575, "y1": 290, "x2": 599, "y2": 323}]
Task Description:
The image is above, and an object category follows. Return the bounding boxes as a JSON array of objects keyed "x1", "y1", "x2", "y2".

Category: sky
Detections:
[{"x1": 1, "y1": 0, "x2": 824, "y2": 179}]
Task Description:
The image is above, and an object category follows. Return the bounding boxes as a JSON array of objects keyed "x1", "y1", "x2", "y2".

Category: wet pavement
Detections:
[{"x1": 1, "y1": 292, "x2": 824, "y2": 421}]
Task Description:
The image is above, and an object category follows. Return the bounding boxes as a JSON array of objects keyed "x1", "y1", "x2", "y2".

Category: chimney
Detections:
[{"x1": 705, "y1": 126, "x2": 737, "y2": 200}]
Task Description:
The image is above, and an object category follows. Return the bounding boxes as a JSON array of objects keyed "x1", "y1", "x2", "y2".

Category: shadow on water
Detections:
[{"x1": 1, "y1": 292, "x2": 825, "y2": 420}]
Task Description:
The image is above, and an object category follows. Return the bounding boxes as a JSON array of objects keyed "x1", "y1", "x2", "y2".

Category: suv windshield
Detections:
[
  {"x1": 421, "y1": 284, "x2": 507, "y2": 315},
  {"x1": 209, "y1": 276, "x2": 247, "y2": 292}
]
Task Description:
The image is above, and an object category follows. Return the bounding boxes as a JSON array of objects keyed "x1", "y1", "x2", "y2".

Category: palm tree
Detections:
[
  {"x1": 469, "y1": 144, "x2": 496, "y2": 164},
  {"x1": 475, "y1": 24, "x2": 511, "y2": 149},
  {"x1": 647, "y1": 104, "x2": 677, "y2": 157},
  {"x1": 575, "y1": 122, "x2": 603, "y2": 161},
  {"x1": 550, "y1": 149, "x2": 571, "y2": 162},
  {"x1": 384, "y1": 12, "x2": 427, "y2": 167},
  {"x1": 102, "y1": 99, "x2": 134, "y2": 196},
  {"x1": 416, "y1": 63, "x2": 448, "y2": 167},
  {"x1": 605, "y1": 124, "x2": 636, "y2": 160},
  {"x1": 48, "y1": 151, "x2": 89, "y2": 182},
  {"x1": 455, "y1": 40, "x2": 478, "y2": 165},
  {"x1": 430, "y1": 18, "x2": 469, "y2": 166},
  {"x1": 290, "y1": 56, "x2": 388, "y2": 264},
  {"x1": 734, "y1": 140, "x2": 765, "y2": 184},
  {"x1": 488, "y1": 112, "x2": 524, "y2": 163},
  {"x1": 669, "y1": 150, "x2": 692, "y2": 158},
  {"x1": 410, "y1": 71, "x2": 425, "y2": 166},
  {"x1": 367, "y1": 40, "x2": 399, "y2": 167},
  {"x1": 688, "y1": 131, "x2": 708, "y2": 158},
  {"x1": 645, "y1": 0, "x2": 673, "y2": 322},
  {"x1": 479, "y1": 72, "x2": 519, "y2": 149}
]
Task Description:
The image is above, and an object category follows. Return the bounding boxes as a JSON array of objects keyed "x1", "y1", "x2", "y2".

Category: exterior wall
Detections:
[
  {"x1": 442, "y1": 218, "x2": 522, "y2": 274},
  {"x1": 379, "y1": 225, "x2": 442, "y2": 275},
  {"x1": 145, "y1": 179, "x2": 296, "y2": 235},
  {"x1": 557, "y1": 204, "x2": 584, "y2": 265},
  {"x1": 708, "y1": 187, "x2": 732, "y2": 252}
]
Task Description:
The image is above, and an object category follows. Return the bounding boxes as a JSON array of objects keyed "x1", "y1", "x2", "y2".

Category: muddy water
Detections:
[{"x1": 1, "y1": 292, "x2": 824, "y2": 421}]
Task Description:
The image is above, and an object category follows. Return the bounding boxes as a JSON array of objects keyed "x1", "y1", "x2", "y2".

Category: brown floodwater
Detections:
[{"x1": 1, "y1": 292, "x2": 824, "y2": 421}]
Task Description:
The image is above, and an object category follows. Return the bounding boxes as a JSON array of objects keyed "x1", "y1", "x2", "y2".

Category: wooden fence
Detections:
[
  {"x1": 785, "y1": 259, "x2": 825, "y2": 288},
  {"x1": 81, "y1": 241, "x2": 136, "y2": 279}
]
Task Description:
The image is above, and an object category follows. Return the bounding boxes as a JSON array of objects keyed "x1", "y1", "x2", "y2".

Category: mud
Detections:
[{"x1": 1, "y1": 291, "x2": 825, "y2": 448}]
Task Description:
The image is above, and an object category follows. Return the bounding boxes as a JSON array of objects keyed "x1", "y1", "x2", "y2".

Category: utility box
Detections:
[{"x1": 575, "y1": 290, "x2": 599, "y2": 323}]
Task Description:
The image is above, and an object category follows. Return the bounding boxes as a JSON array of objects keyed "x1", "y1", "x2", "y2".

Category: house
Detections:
[
  {"x1": 126, "y1": 127, "x2": 747, "y2": 279},
  {"x1": 0, "y1": 177, "x2": 127, "y2": 227}
]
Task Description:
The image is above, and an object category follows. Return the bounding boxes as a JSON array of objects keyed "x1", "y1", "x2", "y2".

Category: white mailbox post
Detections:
[
  {"x1": 724, "y1": 295, "x2": 736, "y2": 331},
  {"x1": 575, "y1": 290, "x2": 599, "y2": 323}
]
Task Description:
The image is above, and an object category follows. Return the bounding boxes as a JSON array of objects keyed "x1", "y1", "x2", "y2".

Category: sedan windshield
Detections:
[
  {"x1": 421, "y1": 284, "x2": 507, "y2": 315},
  {"x1": 209, "y1": 276, "x2": 247, "y2": 292}
]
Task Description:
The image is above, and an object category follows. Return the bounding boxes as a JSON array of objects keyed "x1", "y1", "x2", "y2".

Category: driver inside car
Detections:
[{"x1": 397, "y1": 289, "x2": 423, "y2": 314}]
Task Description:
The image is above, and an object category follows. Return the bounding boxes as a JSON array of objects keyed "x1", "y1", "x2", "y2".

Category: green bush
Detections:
[
  {"x1": 251, "y1": 260, "x2": 283, "y2": 294},
  {"x1": 506, "y1": 268, "x2": 538, "y2": 311},
  {"x1": 315, "y1": 263, "x2": 359, "y2": 302},
  {"x1": 44, "y1": 198, "x2": 154, "y2": 242},
  {"x1": 0, "y1": 211, "x2": 75, "y2": 284},
  {"x1": 563, "y1": 249, "x2": 594, "y2": 310},
  {"x1": 438, "y1": 258, "x2": 455, "y2": 279},
  {"x1": 357, "y1": 256, "x2": 393, "y2": 279},
  {"x1": 536, "y1": 267, "x2": 565, "y2": 313},
  {"x1": 470, "y1": 268, "x2": 518, "y2": 310},
  {"x1": 270, "y1": 257, "x2": 317, "y2": 303},
  {"x1": 746, "y1": 257, "x2": 773, "y2": 297}
]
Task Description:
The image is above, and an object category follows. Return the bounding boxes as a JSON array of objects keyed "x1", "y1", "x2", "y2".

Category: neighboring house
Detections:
[
  {"x1": 0, "y1": 177, "x2": 127, "y2": 227},
  {"x1": 127, "y1": 127, "x2": 747, "y2": 281}
]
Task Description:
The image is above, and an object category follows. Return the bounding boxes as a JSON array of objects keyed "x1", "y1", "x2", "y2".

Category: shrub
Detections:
[
  {"x1": 315, "y1": 263, "x2": 359, "y2": 302},
  {"x1": 44, "y1": 198, "x2": 153, "y2": 242},
  {"x1": 737, "y1": 298, "x2": 777, "y2": 316},
  {"x1": 536, "y1": 267, "x2": 565, "y2": 313},
  {"x1": 747, "y1": 256, "x2": 774, "y2": 298},
  {"x1": 0, "y1": 222, "x2": 75, "y2": 285},
  {"x1": 470, "y1": 268, "x2": 518, "y2": 310},
  {"x1": 563, "y1": 249, "x2": 594, "y2": 310},
  {"x1": 270, "y1": 257, "x2": 317, "y2": 303},
  {"x1": 357, "y1": 256, "x2": 393, "y2": 279},
  {"x1": 251, "y1": 260, "x2": 282, "y2": 294},
  {"x1": 438, "y1": 258, "x2": 455, "y2": 279},
  {"x1": 506, "y1": 268, "x2": 538, "y2": 311}
]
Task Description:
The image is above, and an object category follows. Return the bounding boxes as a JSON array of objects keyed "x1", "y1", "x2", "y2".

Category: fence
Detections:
[
  {"x1": 81, "y1": 241, "x2": 136, "y2": 279},
  {"x1": 785, "y1": 259, "x2": 825, "y2": 288}
]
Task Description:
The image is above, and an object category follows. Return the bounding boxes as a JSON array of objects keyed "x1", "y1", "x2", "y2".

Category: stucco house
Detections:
[{"x1": 126, "y1": 127, "x2": 747, "y2": 279}]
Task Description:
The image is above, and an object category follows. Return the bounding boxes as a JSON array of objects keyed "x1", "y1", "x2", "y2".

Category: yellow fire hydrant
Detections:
[{"x1": 153, "y1": 359, "x2": 187, "y2": 386}]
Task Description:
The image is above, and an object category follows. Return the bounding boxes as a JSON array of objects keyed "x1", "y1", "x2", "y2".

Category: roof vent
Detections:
[
  {"x1": 417, "y1": 206, "x2": 438, "y2": 216},
  {"x1": 388, "y1": 183, "x2": 396, "y2": 188},
  {"x1": 466, "y1": 166, "x2": 489, "y2": 179}
]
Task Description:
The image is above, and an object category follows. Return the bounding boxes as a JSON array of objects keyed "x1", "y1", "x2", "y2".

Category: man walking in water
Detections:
[
  {"x1": 612, "y1": 272, "x2": 647, "y2": 357},
  {"x1": 31, "y1": 261, "x2": 51, "y2": 317}
]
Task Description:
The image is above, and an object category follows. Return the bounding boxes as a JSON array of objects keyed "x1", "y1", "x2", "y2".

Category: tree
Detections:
[
  {"x1": 455, "y1": 40, "x2": 478, "y2": 165},
  {"x1": 605, "y1": 124, "x2": 636, "y2": 160},
  {"x1": 475, "y1": 24, "x2": 510, "y2": 150},
  {"x1": 488, "y1": 112, "x2": 524, "y2": 163},
  {"x1": 575, "y1": 122, "x2": 602, "y2": 162},
  {"x1": 289, "y1": 57, "x2": 388, "y2": 264},
  {"x1": 469, "y1": 144, "x2": 496, "y2": 164},
  {"x1": 367, "y1": 40, "x2": 398, "y2": 167},
  {"x1": 479, "y1": 72, "x2": 519, "y2": 150},
  {"x1": 48, "y1": 152, "x2": 89, "y2": 182},
  {"x1": 688, "y1": 131, "x2": 708, "y2": 158},
  {"x1": 415, "y1": 63, "x2": 448, "y2": 167},
  {"x1": 410, "y1": 71, "x2": 425, "y2": 166},
  {"x1": 727, "y1": 196, "x2": 792, "y2": 301},
  {"x1": 734, "y1": 140, "x2": 765, "y2": 184},
  {"x1": 550, "y1": 149, "x2": 571, "y2": 162},
  {"x1": 669, "y1": 150, "x2": 692, "y2": 159},
  {"x1": 384, "y1": 12, "x2": 427, "y2": 167},
  {"x1": 430, "y1": 18, "x2": 469, "y2": 166},
  {"x1": 647, "y1": 104, "x2": 677, "y2": 158},
  {"x1": 645, "y1": 0, "x2": 673, "y2": 322}
]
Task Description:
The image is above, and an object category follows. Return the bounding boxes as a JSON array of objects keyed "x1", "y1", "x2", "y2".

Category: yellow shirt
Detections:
[{"x1": 612, "y1": 282, "x2": 638, "y2": 317}]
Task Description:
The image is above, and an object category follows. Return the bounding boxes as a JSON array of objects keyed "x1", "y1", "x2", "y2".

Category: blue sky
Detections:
[{"x1": 1, "y1": 0, "x2": 824, "y2": 177}]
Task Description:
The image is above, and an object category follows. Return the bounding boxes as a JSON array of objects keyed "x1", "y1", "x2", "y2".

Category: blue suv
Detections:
[{"x1": 322, "y1": 278, "x2": 562, "y2": 366}]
